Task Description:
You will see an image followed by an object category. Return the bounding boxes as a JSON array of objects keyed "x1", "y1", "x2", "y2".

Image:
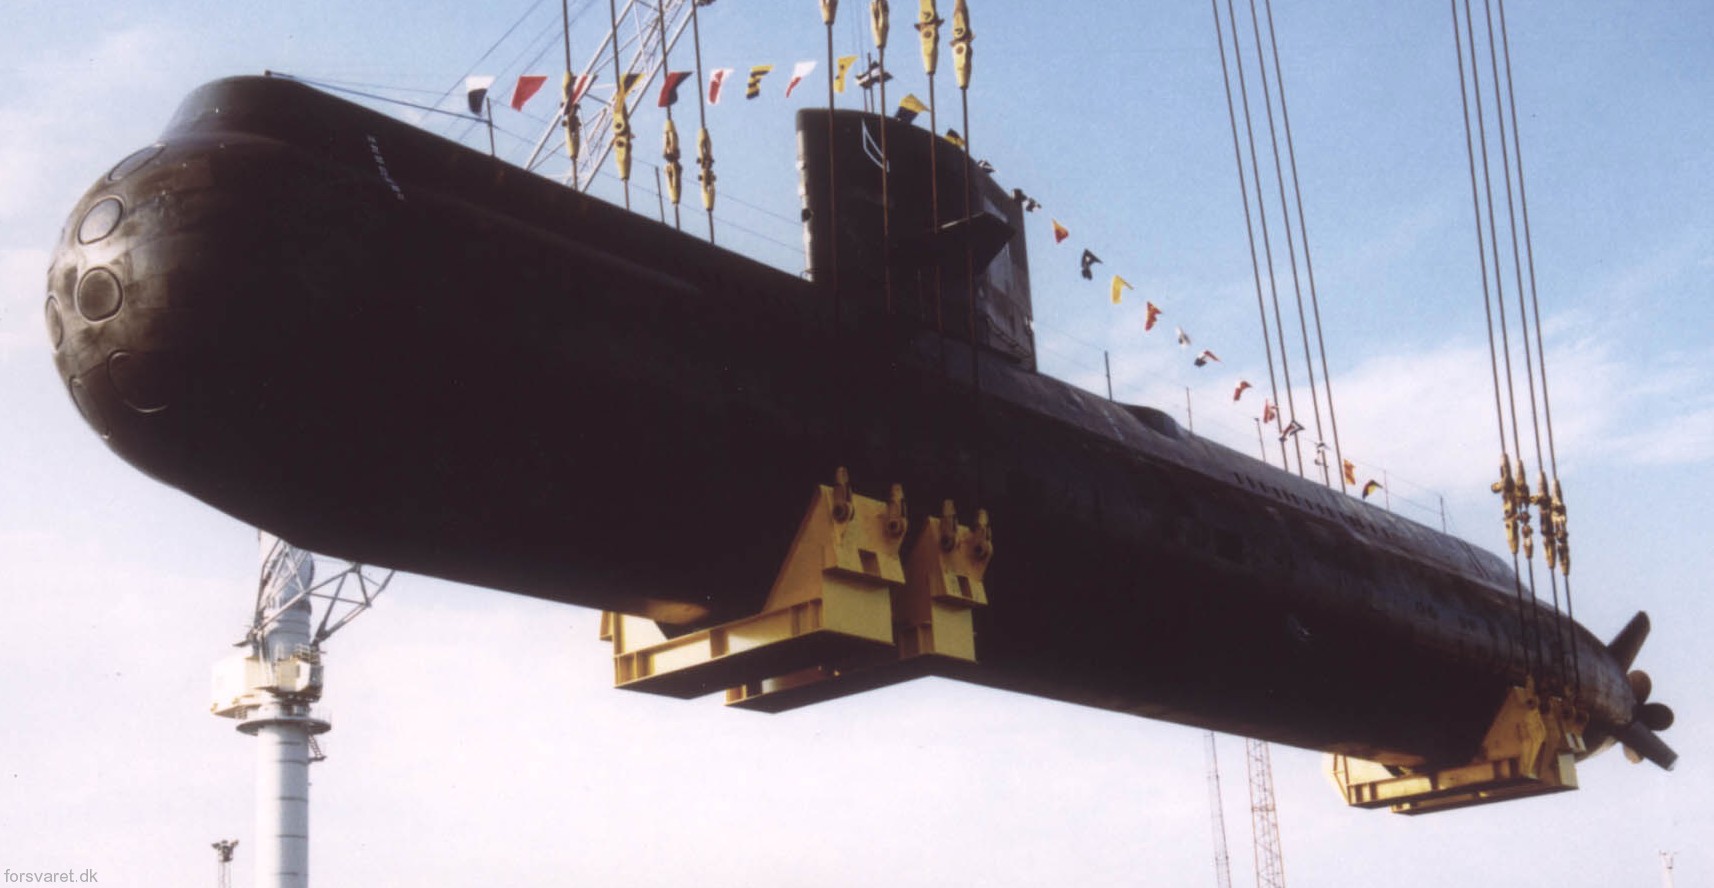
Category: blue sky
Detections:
[{"x1": 2, "y1": 2, "x2": 1711, "y2": 885}]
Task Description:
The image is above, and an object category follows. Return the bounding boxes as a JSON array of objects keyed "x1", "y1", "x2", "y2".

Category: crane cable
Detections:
[
  {"x1": 657, "y1": 0, "x2": 682, "y2": 230},
  {"x1": 1494, "y1": 0, "x2": 1578, "y2": 696},
  {"x1": 1215, "y1": 0, "x2": 1303, "y2": 475},
  {"x1": 872, "y1": 1, "x2": 894, "y2": 314},
  {"x1": 1241, "y1": 0, "x2": 1330, "y2": 487},
  {"x1": 956, "y1": 1, "x2": 987, "y2": 508},
  {"x1": 688, "y1": 0, "x2": 716, "y2": 243},
  {"x1": 1451, "y1": 0, "x2": 1544, "y2": 687},
  {"x1": 1255, "y1": 0, "x2": 1347, "y2": 494},
  {"x1": 1210, "y1": 0, "x2": 1288, "y2": 472}
]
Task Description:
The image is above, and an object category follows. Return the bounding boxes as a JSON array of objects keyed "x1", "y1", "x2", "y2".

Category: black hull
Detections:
[{"x1": 48, "y1": 76, "x2": 1639, "y2": 767}]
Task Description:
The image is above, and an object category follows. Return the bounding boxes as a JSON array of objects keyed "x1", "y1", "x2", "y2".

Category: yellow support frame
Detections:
[
  {"x1": 601, "y1": 477, "x2": 904, "y2": 699},
  {"x1": 1328, "y1": 682, "x2": 1588, "y2": 814},
  {"x1": 599, "y1": 474, "x2": 993, "y2": 712}
]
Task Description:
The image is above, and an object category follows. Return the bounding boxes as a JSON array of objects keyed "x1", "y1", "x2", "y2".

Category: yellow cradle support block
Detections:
[
  {"x1": 726, "y1": 503, "x2": 994, "y2": 712},
  {"x1": 895, "y1": 506, "x2": 990, "y2": 662},
  {"x1": 604, "y1": 482, "x2": 904, "y2": 699},
  {"x1": 1328, "y1": 683, "x2": 1585, "y2": 815}
]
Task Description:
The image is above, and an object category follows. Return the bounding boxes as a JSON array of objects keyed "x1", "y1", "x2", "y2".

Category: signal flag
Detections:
[
  {"x1": 510, "y1": 74, "x2": 547, "y2": 111},
  {"x1": 465, "y1": 75, "x2": 495, "y2": 114},
  {"x1": 708, "y1": 68, "x2": 734, "y2": 104},
  {"x1": 834, "y1": 55, "x2": 859, "y2": 92},
  {"x1": 746, "y1": 65, "x2": 774, "y2": 99},
  {"x1": 1110, "y1": 275, "x2": 1133, "y2": 304},
  {"x1": 895, "y1": 92, "x2": 929, "y2": 122},
  {"x1": 785, "y1": 60, "x2": 816, "y2": 98},
  {"x1": 1080, "y1": 249, "x2": 1101, "y2": 280},
  {"x1": 658, "y1": 71, "x2": 693, "y2": 107}
]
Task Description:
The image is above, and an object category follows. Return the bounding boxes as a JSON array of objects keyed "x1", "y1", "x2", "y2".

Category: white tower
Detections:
[{"x1": 213, "y1": 533, "x2": 390, "y2": 888}]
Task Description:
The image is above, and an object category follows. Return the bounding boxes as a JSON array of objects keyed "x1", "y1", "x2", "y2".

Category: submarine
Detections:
[{"x1": 46, "y1": 75, "x2": 1675, "y2": 806}]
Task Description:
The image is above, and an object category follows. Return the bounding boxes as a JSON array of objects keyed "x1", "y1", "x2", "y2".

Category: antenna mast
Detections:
[
  {"x1": 1205, "y1": 732, "x2": 1234, "y2": 888},
  {"x1": 212, "y1": 839, "x2": 238, "y2": 888},
  {"x1": 1247, "y1": 738, "x2": 1288, "y2": 888},
  {"x1": 211, "y1": 533, "x2": 392, "y2": 888}
]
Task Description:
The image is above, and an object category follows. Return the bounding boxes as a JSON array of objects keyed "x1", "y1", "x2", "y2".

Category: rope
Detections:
[
  {"x1": 874, "y1": 2, "x2": 894, "y2": 314},
  {"x1": 658, "y1": 0, "x2": 681, "y2": 230},
  {"x1": 1258, "y1": 0, "x2": 1348, "y2": 493},
  {"x1": 606, "y1": 0, "x2": 630, "y2": 210},
  {"x1": 1221, "y1": 0, "x2": 1302, "y2": 474},
  {"x1": 959, "y1": 4, "x2": 985, "y2": 507},
  {"x1": 1243, "y1": 0, "x2": 1328, "y2": 486},
  {"x1": 1208, "y1": 0, "x2": 1287, "y2": 470},
  {"x1": 825, "y1": 11, "x2": 841, "y2": 326},
  {"x1": 1451, "y1": 0, "x2": 1537, "y2": 683},
  {"x1": 1496, "y1": 0, "x2": 1578, "y2": 696},
  {"x1": 689, "y1": 0, "x2": 715, "y2": 242},
  {"x1": 432, "y1": 0, "x2": 552, "y2": 136},
  {"x1": 264, "y1": 72, "x2": 485, "y2": 122},
  {"x1": 1475, "y1": 0, "x2": 1568, "y2": 693}
]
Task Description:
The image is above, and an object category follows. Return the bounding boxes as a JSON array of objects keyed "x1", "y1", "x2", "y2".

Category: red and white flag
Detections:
[
  {"x1": 510, "y1": 74, "x2": 548, "y2": 110},
  {"x1": 785, "y1": 60, "x2": 817, "y2": 98},
  {"x1": 708, "y1": 68, "x2": 734, "y2": 104}
]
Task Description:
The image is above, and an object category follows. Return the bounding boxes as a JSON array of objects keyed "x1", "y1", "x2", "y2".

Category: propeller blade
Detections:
[
  {"x1": 1614, "y1": 720, "x2": 1677, "y2": 771},
  {"x1": 1607, "y1": 611, "x2": 1650, "y2": 671},
  {"x1": 1624, "y1": 745, "x2": 1644, "y2": 765},
  {"x1": 1627, "y1": 669, "x2": 1653, "y2": 704},
  {"x1": 1640, "y1": 701, "x2": 1675, "y2": 732}
]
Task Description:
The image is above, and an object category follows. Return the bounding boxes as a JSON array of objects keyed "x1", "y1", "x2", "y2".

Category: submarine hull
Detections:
[{"x1": 48, "y1": 76, "x2": 1640, "y2": 768}]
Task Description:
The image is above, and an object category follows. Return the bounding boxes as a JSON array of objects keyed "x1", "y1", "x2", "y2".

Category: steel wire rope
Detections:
[
  {"x1": 1209, "y1": 0, "x2": 1287, "y2": 472},
  {"x1": 1477, "y1": 0, "x2": 1567, "y2": 695},
  {"x1": 433, "y1": 0, "x2": 553, "y2": 138},
  {"x1": 1227, "y1": 0, "x2": 1305, "y2": 476},
  {"x1": 606, "y1": 0, "x2": 630, "y2": 209},
  {"x1": 1220, "y1": 0, "x2": 1302, "y2": 475},
  {"x1": 263, "y1": 72, "x2": 484, "y2": 122},
  {"x1": 658, "y1": 0, "x2": 681, "y2": 230},
  {"x1": 957, "y1": 5, "x2": 985, "y2": 508},
  {"x1": 1259, "y1": 0, "x2": 1347, "y2": 493},
  {"x1": 1244, "y1": 0, "x2": 1329, "y2": 487},
  {"x1": 1466, "y1": 0, "x2": 1547, "y2": 681},
  {"x1": 1496, "y1": 0, "x2": 1578, "y2": 695},
  {"x1": 451, "y1": 1, "x2": 595, "y2": 148},
  {"x1": 1451, "y1": 0, "x2": 1538, "y2": 682},
  {"x1": 875, "y1": 2, "x2": 895, "y2": 314},
  {"x1": 689, "y1": 0, "x2": 715, "y2": 242}
]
